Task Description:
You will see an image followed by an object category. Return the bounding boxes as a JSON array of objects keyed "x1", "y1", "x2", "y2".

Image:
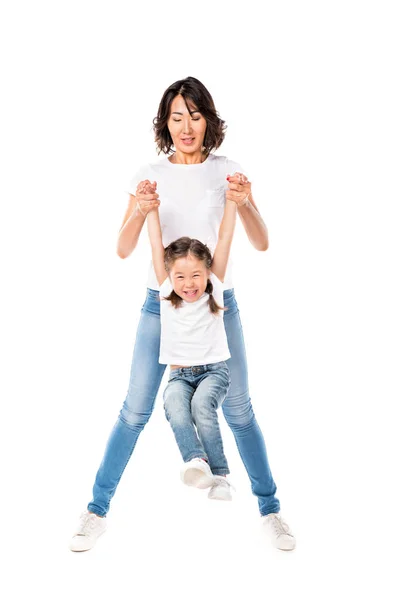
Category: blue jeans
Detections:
[
  {"x1": 164, "y1": 362, "x2": 231, "y2": 476},
  {"x1": 88, "y1": 288, "x2": 280, "y2": 517}
]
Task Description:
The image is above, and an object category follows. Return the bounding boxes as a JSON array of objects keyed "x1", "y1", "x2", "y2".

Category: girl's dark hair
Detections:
[
  {"x1": 153, "y1": 76, "x2": 227, "y2": 156},
  {"x1": 162, "y1": 237, "x2": 226, "y2": 314}
]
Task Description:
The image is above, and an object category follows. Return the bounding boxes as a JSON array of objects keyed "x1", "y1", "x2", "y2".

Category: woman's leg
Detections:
[
  {"x1": 191, "y1": 366, "x2": 230, "y2": 476},
  {"x1": 222, "y1": 290, "x2": 281, "y2": 516},
  {"x1": 163, "y1": 376, "x2": 208, "y2": 463},
  {"x1": 87, "y1": 290, "x2": 166, "y2": 517}
]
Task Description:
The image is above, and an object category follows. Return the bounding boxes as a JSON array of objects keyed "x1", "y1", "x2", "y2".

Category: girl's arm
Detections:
[
  {"x1": 147, "y1": 208, "x2": 168, "y2": 286},
  {"x1": 211, "y1": 199, "x2": 237, "y2": 282}
]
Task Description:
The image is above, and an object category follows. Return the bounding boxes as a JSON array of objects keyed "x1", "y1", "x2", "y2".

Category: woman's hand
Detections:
[
  {"x1": 226, "y1": 172, "x2": 251, "y2": 207},
  {"x1": 135, "y1": 180, "x2": 160, "y2": 217}
]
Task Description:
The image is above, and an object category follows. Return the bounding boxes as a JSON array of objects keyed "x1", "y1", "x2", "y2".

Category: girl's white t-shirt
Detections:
[
  {"x1": 158, "y1": 272, "x2": 231, "y2": 367},
  {"x1": 126, "y1": 154, "x2": 244, "y2": 291}
]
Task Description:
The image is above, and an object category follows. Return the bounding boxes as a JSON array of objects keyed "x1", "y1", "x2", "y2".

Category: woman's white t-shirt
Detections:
[
  {"x1": 126, "y1": 154, "x2": 244, "y2": 291},
  {"x1": 158, "y1": 272, "x2": 230, "y2": 367}
]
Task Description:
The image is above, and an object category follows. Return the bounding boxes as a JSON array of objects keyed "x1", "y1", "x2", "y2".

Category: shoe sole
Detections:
[
  {"x1": 69, "y1": 529, "x2": 106, "y2": 552},
  {"x1": 208, "y1": 493, "x2": 232, "y2": 501},
  {"x1": 276, "y1": 539, "x2": 296, "y2": 551},
  {"x1": 182, "y1": 468, "x2": 213, "y2": 489}
]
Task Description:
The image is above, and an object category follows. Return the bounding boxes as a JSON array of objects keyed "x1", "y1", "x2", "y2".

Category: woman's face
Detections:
[
  {"x1": 167, "y1": 94, "x2": 207, "y2": 155},
  {"x1": 169, "y1": 254, "x2": 210, "y2": 303}
]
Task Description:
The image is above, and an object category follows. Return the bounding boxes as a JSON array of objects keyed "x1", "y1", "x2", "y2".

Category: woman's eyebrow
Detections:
[{"x1": 171, "y1": 110, "x2": 200, "y2": 115}]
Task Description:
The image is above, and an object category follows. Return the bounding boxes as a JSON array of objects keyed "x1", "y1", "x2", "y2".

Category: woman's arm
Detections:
[
  {"x1": 237, "y1": 194, "x2": 269, "y2": 251},
  {"x1": 147, "y1": 208, "x2": 168, "y2": 286},
  {"x1": 227, "y1": 173, "x2": 269, "y2": 251},
  {"x1": 211, "y1": 199, "x2": 237, "y2": 283},
  {"x1": 117, "y1": 195, "x2": 146, "y2": 259},
  {"x1": 117, "y1": 181, "x2": 160, "y2": 259}
]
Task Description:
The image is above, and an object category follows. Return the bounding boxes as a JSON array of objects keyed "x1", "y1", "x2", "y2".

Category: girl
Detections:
[{"x1": 146, "y1": 187, "x2": 237, "y2": 501}]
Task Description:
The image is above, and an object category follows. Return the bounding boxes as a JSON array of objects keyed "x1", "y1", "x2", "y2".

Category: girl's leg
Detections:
[
  {"x1": 87, "y1": 290, "x2": 166, "y2": 517},
  {"x1": 163, "y1": 376, "x2": 208, "y2": 463},
  {"x1": 190, "y1": 366, "x2": 230, "y2": 476},
  {"x1": 222, "y1": 290, "x2": 281, "y2": 517}
]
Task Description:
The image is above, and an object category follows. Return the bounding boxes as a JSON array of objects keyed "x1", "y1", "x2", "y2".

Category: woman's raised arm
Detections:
[
  {"x1": 117, "y1": 181, "x2": 160, "y2": 259},
  {"x1": 227, "y1": 173, "x2": 269, "y2": 251}
]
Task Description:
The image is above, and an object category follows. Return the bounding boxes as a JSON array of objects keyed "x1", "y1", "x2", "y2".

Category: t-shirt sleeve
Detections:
[
  {"x1": 225, "y1": 157, "x2": 252, "y2": 183},
  {"x1": 125, "y1": 164, "x2": 151, "y2": 196},
  {"x1": 159, "y1": 277, "x2": 172, "y2": 298}
]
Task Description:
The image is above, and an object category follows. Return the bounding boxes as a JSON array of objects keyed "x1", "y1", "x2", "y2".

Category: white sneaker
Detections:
[
  {"x1": 69, "y1": 510, "x2": 107, "y2": 552},
  {"x1": 262, "y1": 513, "x2": 296, "y2": 551},
  {"x1": 208, "y1": 476, "x2": 235, "y2": 501},
  {"x1": 180, "y1": 458, "x2": 214, "y2": 489}
]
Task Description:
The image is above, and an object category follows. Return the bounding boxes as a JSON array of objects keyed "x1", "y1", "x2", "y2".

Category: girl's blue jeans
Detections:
[
  {"x1": 88, "y1": 288, "x2": 280, "y2": 517},
  {"x1": 164, "y1": 361, "x2": 231, "y2": 475}
]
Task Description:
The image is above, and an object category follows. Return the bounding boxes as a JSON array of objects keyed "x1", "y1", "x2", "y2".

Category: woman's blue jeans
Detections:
[
  {"x1": 164, "y1": 361, "x2": 231, "y2": 475},
  {"x1": 88, "y1": 288, "x2": 280, "y2": 517}
]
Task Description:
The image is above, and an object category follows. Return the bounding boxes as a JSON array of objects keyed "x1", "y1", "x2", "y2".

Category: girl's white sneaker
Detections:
[
  {"x1": 180, "y1": 458, "x2": 214, "y2": 488},
  {"x1": 262, "y1": 513, "x2": 296, "y2": 551},
  {"x1": 208, "y1": 476, "x2": 235, "y2": 501},
  {"x1": 69, "y1": 510, "x2": 107, "y2": 552}
]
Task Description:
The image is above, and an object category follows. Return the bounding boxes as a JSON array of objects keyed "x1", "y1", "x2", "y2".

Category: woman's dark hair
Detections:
[
  {"x1": 162, "y1": 237, "x2": 225, "y2": 314},
  {"x1": 153, "y1": 76, "x2": 226, "y2": 156}
]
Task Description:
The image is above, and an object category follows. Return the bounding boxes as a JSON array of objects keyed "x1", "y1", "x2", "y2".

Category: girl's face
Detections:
[
  {"x1": 167, "y1": 94, "x2": 207, "y2": 156},
  {"x1": 169, "y1": 254, "x2": 210, "y2": 303}
]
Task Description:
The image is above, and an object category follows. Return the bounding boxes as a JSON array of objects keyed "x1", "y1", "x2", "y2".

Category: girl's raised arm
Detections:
[
  {"x1": 147, "y1": 209, "x2": 168, "y2": 286},
  {"x1": 211, "y1": 199, "x2": 237, "y2": 283}
]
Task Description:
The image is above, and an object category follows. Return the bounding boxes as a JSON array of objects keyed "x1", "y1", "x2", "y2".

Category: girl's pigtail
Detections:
[
  {"x1": 206, "y1": 279, "x2": 226, "y2": 314},
  {"x1": 163, "y1": 289, "x2": 184, "y2": 309}
]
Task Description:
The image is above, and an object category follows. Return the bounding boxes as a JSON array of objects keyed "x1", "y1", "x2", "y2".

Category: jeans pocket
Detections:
[
  {"x1": 168, "y1": 373, "x2": 181, "y2": 383},
  {"x1": 210, "y1": 363, "x2": 231, "y2": 387}
]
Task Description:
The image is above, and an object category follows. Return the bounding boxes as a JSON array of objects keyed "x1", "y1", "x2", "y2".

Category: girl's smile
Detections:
[
  {"x1": 169, "y1": 254, "x2": 210, "y2": 303},
  {"x1": 182, "y1": 289, "x2": 199, "y2": 299}
]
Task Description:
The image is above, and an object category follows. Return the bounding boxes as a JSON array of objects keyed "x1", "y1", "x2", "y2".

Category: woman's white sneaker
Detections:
[
  {"x1": 180, "y1": 458, "x2": 214, "y2": 489},
  {"x1": 69, "y1": 510, "x2": 107, "y2": 552},
  {"x1": 262, "y1": 513, "x2": 296, "y2": 551},
  {"x1": 208, "y1": 476, "x2": 235, "y2": 501}
]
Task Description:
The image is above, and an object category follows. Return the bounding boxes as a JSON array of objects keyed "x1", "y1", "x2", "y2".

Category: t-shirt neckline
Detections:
[{"x1": 164, "y1": 154, "x2": 212, "y2": 168}]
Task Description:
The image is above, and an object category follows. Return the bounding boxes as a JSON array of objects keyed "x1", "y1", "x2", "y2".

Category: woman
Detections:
[{"x1": 70, "y1": 76, "x2": 296, "y2": 552}]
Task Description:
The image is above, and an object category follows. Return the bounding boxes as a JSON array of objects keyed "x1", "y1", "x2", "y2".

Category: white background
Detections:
[{"x1": 1, "y1": 0, "x2": 399, "y2": 598}]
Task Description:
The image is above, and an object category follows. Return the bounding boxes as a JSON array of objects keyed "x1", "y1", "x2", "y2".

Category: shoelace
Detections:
[
  {"x1": 212, "y1": 477, "x2": 236, "y2": 492},
  {"x1": 268, "y1": 514, "x2": 291, "y2": 536},
  {"x1": 77, "y1": 512, "x2": 98, "y2": 536}
]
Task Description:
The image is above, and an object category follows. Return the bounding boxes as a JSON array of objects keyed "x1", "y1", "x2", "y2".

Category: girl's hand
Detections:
[
  {"x1": 135, "y1": 180, "x2": 160, "y2": 217},
  {"x1": 226, "y1": 172, "x2": 251, "y2": 207}
]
